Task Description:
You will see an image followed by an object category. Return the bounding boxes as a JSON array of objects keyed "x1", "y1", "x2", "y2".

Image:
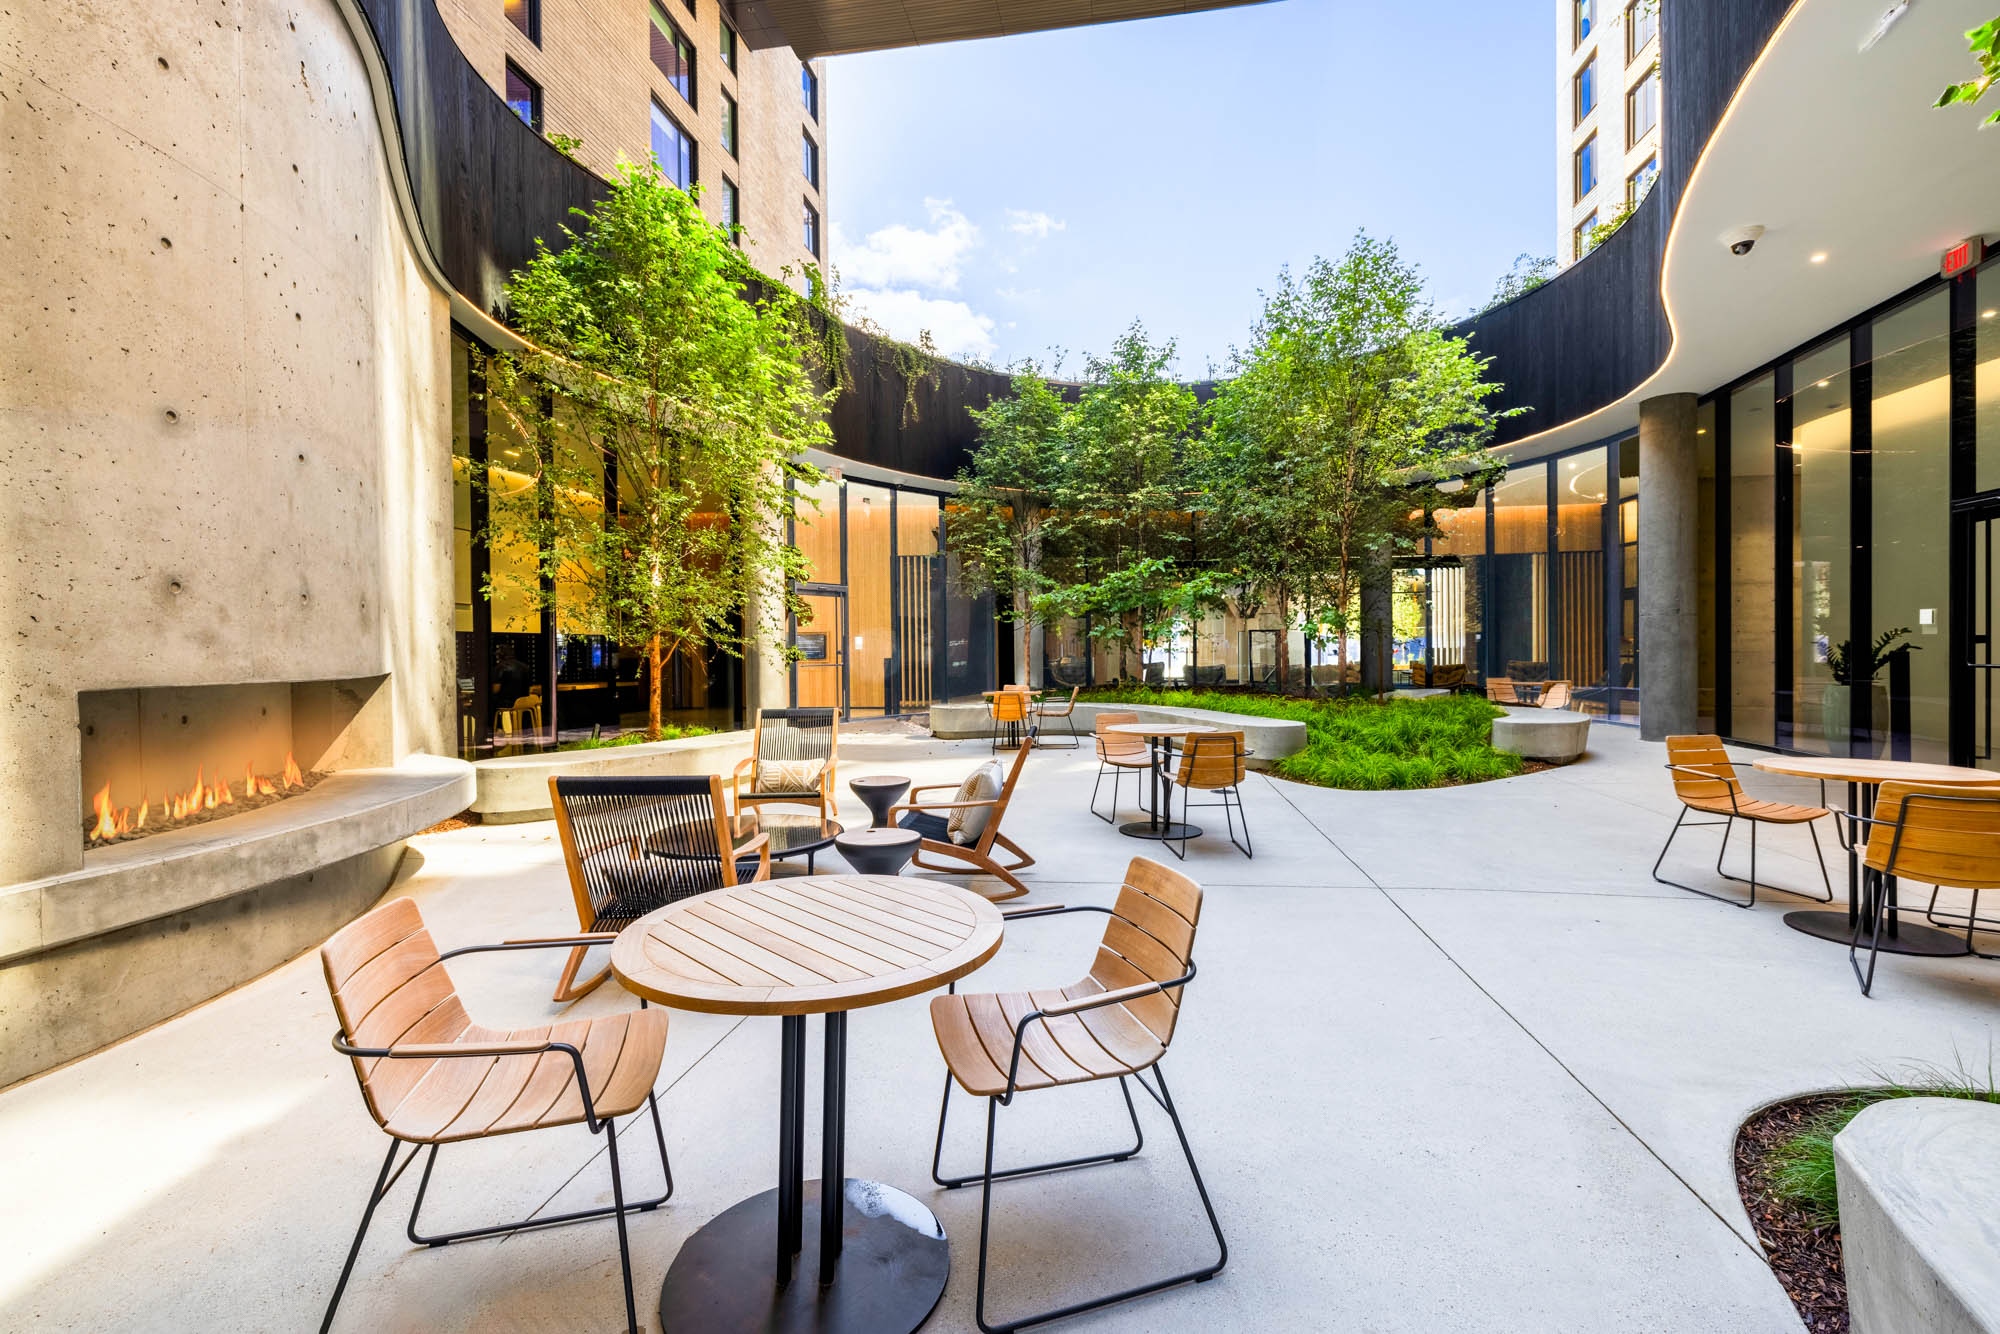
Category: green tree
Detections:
[
  {"x1": 1208, "y1": 233, "x2": 1512, "y2": 690},
  {"x1": 1937, "y1": 18, "x2": 2000, "y2": 124},
  {"x1": 482, "y1": 163, "x2": 832, "y2": 739},
  {"x1": 1481, "y1": 252, "x2": 1556, "y2": 311}
]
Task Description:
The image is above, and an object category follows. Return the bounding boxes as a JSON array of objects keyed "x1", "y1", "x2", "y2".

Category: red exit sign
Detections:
[{"x1": 1943, "y1": 237, "x2": 1986, "y2": 279}]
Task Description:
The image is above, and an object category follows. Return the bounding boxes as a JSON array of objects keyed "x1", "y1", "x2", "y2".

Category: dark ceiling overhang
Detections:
[{"x1": 727, "y1": 0, "x2": 1272, "y2": 59}]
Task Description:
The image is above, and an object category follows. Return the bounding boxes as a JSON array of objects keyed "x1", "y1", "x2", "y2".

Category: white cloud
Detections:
[
  {"x1": 844, "y1": 287, "x2": 998, "y2": 362},
  {"x1": 1005, "y1": 209, "x2": 1066, "y2": 240},
  {"x1": 832, "y1": 198, "x2": 979, "y2": 291},
  {"x1": 995, "y1": 285, "x2": 1041, "y2": 303}
]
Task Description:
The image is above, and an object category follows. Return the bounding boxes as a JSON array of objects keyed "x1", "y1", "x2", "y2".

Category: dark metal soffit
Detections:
[{"x1": 729, "y1": 0, "x2": 1273, "y2": 58}]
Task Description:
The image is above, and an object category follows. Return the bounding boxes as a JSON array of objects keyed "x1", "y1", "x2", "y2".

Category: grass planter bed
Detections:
[{"x1": 1079, "y1": 688, "x2": 1527, "y2": 790}]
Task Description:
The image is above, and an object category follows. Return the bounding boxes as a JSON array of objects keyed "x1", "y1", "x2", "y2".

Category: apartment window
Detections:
[
  {"x1": 721, "y1": 22, "x2": 738, "y2": 73},
  {"x1": 1574, "y1": 54, "x2": 1596, "y2": 124},
  {"x1": 721, "y1": 92, "x2": 738, "y2": 157},
  {"x1": 1625, "y1": 1, "x2": 1657, "y2": 63},
  {"x1": 801, "y1": 131, "x2": 819, "y2": 188},
  {"x1": 504, "y1": 62, "x2": 540, "y2": 131},
  {"x1": 718, "y1": 177, "x2": 741, "y2": 241},
  {"x1": 504, "y1": 0, "x2": 539, "y2": 43},
  {"x1": 650, "y1": 2, "x2": 694, "y2": 107},
  {"x1": 803, "y1": 199, "x2": 820, "y2": 257},
  {"x1": 1626, "y1": 154, "x2": 1659, "y2": 208},
  {"x1": 683, "y1": 0, "x2": 695, "y2": 11},
  {"x1": 1574, "y1": 212, "x2": 1599, "y2": 258},
  {"x1": 650, "y1": 99, "x2": 695, "y2": 190},
  {"x1": 1573, "y1": 133, "x2": 1598, "y2": 201},
  {"x1": 1573, "y1": 0, "x2": 1594, "y2": 47},
  {"x1": 1627, "y1": 65, "x2": 1659, "y2": 145},
  {"x1": 802, "y1": 65, "x2": 819, "y2": 121}
]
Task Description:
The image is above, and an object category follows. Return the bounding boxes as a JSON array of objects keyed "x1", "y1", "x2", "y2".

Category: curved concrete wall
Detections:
[{"x1": 0, "y1": 0, "x2": 457, "y2": 887}]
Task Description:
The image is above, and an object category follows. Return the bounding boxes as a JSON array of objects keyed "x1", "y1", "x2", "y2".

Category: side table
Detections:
[
  {"x1": 848, "y1": 775, "x2": 911, "y2": 829},
  {"x1": 836, "y1": 827, "x2": 921, "y2": 876}
]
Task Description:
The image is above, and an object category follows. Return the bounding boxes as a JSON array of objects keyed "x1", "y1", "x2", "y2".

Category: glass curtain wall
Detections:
[
  {"x1": 846, "y1": 482, "x2": 894, "y2": 715},
  {"x1": 1612, "y1": 438, "x2": 1640, "y2": 719},
  {"x1": 1729, "y1": 376, "x2": 1777, "y2": 745},
  {"x1": 1491, "y1": 463, "x2": 1550, "y2": 678},
  {"x1": 1555, "y1": 449, "x2": 1610, "y2": 702},
  {"x1": 1430, "y1": 491, "x2": 1487, "y2": 688},
  {"x1": 1695, "y1": 401, "x2": 1718, "y2": 732},
  {"x1": 1789, "y1": 337, "x2": 1853, "y2": 754}
]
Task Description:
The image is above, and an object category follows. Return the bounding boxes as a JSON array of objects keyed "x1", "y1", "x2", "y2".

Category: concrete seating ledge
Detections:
[
  {"x1": 1489, "y1": 710, "x2": 1591, "y2": 763},
  {"x1": 1836, "y1": 1097, "x2": 2000, "y2": 1334},
  {"x1": 472, "y1": 730, "x2": 753, "y2": 823},
  {"x1": 928, "y1": 699, "x2": 1305, "y2": 768}
]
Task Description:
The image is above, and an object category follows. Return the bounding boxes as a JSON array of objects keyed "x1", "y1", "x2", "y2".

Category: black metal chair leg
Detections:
[
  {"x1": 321, "y1": 1140, "x2": 405, "y2": 1334},
  {"x1": 603, "y1": 1115, "x2": 639, "y2": 1334},
  {"x1": 935, "y1": 1071, "x2": 1142, "y2": 1188},
  {"x1": 1851, "y1": 867, "x2": 1890, "y2": 996}
]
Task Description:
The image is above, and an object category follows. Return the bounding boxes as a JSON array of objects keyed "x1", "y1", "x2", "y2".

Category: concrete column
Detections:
[
  {"x1": 1359, "y1": 550, "x2": 1393, "y2": 695},
  {"x1": 1638, "y1": 393, "x2": 1700, "y2": 740}
]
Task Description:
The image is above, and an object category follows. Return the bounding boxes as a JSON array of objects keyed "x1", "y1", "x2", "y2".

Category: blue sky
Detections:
[{"x1": 825, "y1": 1, "x2": 1552, "y2": 377}]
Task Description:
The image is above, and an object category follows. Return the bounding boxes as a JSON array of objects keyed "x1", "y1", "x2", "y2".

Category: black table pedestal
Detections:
[
  {"x1": 657, "y1": 1013, "x2": 948, "y2": 1334},
  {"x1": 1119, "y1": 735, "x2": 1200, "y2": 843}
]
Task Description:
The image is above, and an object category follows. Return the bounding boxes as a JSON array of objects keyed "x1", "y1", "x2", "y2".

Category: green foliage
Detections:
[
  {"x1": 1481, "y1": 253, "x2": 1556, "y2": 311},
  {"x1": 481, "y1": 163, "x2": 832, "y2": 739},
  {"x1": 887, "y1": 330, "x2": 942, "y2": 426},
  {"x1": 1583, "y1": 200, "x2": 1637, "y2": 255},
  {"x1": 1827, "y1": 626, "x2": 1918, "y2": 685},
  {"x1": 1077, "y1": 689, "x2": 1521, "y2": 790},
  {"x1": 557, "y1": 724, "x2": 714, "y2": 751},
  {"x1": 545, "y1": 132, "x2": 584, "y2": 160},
  {"x1": 1936, "y1": 18, "x2": 2000, "y2": 125}
]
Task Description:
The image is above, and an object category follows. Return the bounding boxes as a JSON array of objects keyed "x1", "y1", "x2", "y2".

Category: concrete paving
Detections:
[{"x1": 3, "y1": 721, "x2": 1997, "y2": 1332}]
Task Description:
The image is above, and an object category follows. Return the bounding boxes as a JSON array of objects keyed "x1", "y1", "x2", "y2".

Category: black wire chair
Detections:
[{"x1": 546, "y1": 774, "x2": 770, "y2": 1001}]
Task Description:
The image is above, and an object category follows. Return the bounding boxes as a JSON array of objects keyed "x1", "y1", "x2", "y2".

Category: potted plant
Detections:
[{"x1": 1823, "y1": 628, "x2": 1917, "y2": 757}]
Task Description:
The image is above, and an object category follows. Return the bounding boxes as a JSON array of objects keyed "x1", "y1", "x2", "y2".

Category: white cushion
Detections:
[
  {"x1": 756, "y1": 758, "x2": 825, "y2": 794},
  {"x1": 946, "y1": 761, "x2": 1004, "y2": 845}
]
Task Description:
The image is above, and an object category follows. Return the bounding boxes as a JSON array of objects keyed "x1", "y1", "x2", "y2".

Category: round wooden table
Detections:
[
  {"x1": 1105, "y1": 722, "x2": 1224, "y2": 843},
  {"x1": 611, "y1": 876, "x2": 1004, "y2": 1334},
  {"x1": 1752, "y1": 755, "x2": 2000, "y2": 956}
]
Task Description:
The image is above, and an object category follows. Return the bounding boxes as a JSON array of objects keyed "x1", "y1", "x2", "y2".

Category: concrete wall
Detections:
[{"x1": 0, "y1": 0, "x2": 457, "y2": 887}]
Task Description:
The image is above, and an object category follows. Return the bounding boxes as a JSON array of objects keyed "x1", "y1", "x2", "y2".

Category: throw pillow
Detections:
[
  {"x1": 946, "y1": 761, "x2": 1004, "y2": 845},
  {"x1": 758, "y1": 758, "x2": 825, "y2": 794}
]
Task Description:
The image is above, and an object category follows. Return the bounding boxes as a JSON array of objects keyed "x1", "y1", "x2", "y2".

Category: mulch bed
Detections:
[
  {"x1": 418, "y1": 810, "x2": 481, "y2": 835},
  {"x1": 1735, "y1": 1094, "x2": 1855, "y2": 1333}
]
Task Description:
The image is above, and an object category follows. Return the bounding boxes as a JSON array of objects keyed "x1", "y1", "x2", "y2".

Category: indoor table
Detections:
[
  {"x1": 611, "y1": 876, "x2": 1004, "y2": 1333},
  {"x1": 1105, "y1": 721, "x2": 1223, "y2": 844},
  {"x1": 1751, "y1": 755, "x2": 2000, "y2": 956}
]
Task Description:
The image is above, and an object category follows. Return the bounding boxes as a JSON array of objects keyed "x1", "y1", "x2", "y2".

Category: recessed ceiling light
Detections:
[
  {"x1": 1985, "y1": 309, "x2": 1998, "y2": 319},
  {"x1": 1816, "y1": 379, "x2": 1831, "y2": 388},
  {"x1": 1696, "y1": 428, "x2": 1707, "y2": 435},
  {"x1": 1810, "y1": 252, "x2": 1828, "y2": 264}
]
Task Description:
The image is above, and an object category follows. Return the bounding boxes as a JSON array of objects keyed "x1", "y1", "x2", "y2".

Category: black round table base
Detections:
[
  {"x1": 1118, "y1": 820, "x2": 1202, "y2": 842},
  {"x1": 1783, "y1": 910, "x2": 1972, "y2": 958},
  {"x1": 659, "y1": 1179, "x2": 948, "y2": 1334}
]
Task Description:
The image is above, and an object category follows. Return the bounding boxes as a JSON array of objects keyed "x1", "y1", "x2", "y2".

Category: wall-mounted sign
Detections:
[
  {"x1": 1942, "y1": 237, "x2": 1986, "y2": 279},
  {"x1": 796, "y1": 632, "x2": 828, "y2": 661}
]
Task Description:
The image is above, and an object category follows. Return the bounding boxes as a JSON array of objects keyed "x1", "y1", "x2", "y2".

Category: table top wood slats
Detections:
[
  {"x1": 612, "y1": 875, "x2": 1004, "y2": 1015},
  {"x1": 1751, "y1": 756, "x2": 2000, "y2": 786},
  {"x1": 1104, "y1": 722, "x2": 1224, "y2": 739}
]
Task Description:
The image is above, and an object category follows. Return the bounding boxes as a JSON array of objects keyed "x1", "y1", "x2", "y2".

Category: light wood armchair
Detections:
[
  {"x1": 1167, "y1": 731, "x2": 1251, "y2": 859},
  {"x1": 1850, "y1": 782, "x2": 2000, "y2": 995},
  {"x1": 1485, "y1": 678, "x2": 1521, "y2": 704},
  {"x1": 730, "y1": 707, "x2": 839, "y2": 820},
  {"x1": 319, "y1": 897, "x2": 671, "y2": 1334},
  {"x1": 1089, "y1": 710, "x2": 1153, "y2": 824},
  {"x1": 548, "y1": 773, "x2": 771, "y2": 1002},
  {"x1": 1538, "y1": 680, "x2": 1574, "y2": 710},
  {"x1": 1651, "y1": 734, "x2": 1834, "y2": 909},
  {"x1": 927, "y1": 856, "x2": 1225, "y2": 1330},
  {"x1": 890, "y1": 734, "x2": 1037, "y2": 899},
  {"x1": 1033, "y1": 684, "x2": 1082, "y2": 749}
]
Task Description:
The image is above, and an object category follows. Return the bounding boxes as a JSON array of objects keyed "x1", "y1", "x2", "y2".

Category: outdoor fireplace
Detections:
[{"x1": 77, "y1": 676, "x2": 390, "y2": 849}]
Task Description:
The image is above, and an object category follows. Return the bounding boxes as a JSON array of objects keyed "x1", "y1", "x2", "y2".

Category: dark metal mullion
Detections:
[
  {"x1": 468, "y1": 346, "x2": 493, "y2": 753},
  {"x1": 1601, "y1": 443, "x2": 1619, "y2": 699},
  {"x1": 1546, "y1": 462, "x2": 1559, "y2": 676},
  {"x1": 837, "y1": 483, "x2": 849, "y2": 718},
  {"x1": 1714, "y1": 399, "x2": 1733, "y2": 738},
  {"x1": 1774, "y1": 362, "x2": 1795, "y2": 750},
  {"x1": 1949, "y1": 268, "x2": 1981, "y2": 763},
  {"x1": 1483, "y1": 484, "x2": 1497, "y2": 683},
  {"x1": 1849, "y1": 326, "x2": 1874, "y2": 756}
]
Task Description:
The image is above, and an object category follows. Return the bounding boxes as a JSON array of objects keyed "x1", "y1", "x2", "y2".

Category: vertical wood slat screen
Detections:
[
  {"x1": 898, "y1": 553, "x2": 935, "y2": 708},
  {"x1": 1558, "y1": 550, "x2": 1606, "y2": 686}
]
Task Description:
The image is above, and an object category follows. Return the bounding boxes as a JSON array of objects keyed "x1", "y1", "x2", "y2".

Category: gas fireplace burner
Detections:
[{"x1": 85, "y1": 755, "x2": 326, "y2": 846}]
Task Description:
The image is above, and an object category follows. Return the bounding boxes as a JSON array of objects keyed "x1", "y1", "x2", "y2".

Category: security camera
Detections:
[{"x1": 1723, "y1": 225, "x2": 1765, "y2": 256}]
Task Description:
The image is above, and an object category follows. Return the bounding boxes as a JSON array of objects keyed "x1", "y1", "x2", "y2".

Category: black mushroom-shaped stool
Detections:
[
  {"x1": 836, "y1": 828, "x2": 921, "y2": 876},
  {"x1": 849, "y1": 775, "x2": 912, "y2": 829}
]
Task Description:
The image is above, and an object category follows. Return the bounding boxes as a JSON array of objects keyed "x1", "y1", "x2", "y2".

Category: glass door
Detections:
[
  {"x1": 792, "y1": 586, "x2": 847, "y2": 715},
  {"x1": 1960, "y1": 508, "x2": 2000, "y2": 770}
]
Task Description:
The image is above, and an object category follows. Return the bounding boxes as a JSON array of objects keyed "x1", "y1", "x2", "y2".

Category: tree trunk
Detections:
[
  {"x1": 647, "y1": 634, "x2": 664, "y2": 740},
  {"x1": 1274, "y1": 588, "x2": 1291, "y2": 693},
  {"x1": 1360, "y1": 551, "x2": 1392, "y2": 700},
  {"x1": 1012, "y1": 586, "x2": 1034, "y2": 689}
]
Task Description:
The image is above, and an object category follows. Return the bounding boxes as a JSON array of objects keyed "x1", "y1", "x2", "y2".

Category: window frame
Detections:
[
  {"x1": 721, "y1": 21, "x2": 738, "y2": 73},
  {"x1": 1573, "y1": 0, "x2": 1594, "y2": 48},
  {"x1": 1573, "y1": 53, "x2": 1596, "y2": 126},
  {"x1": 719, "y1": 176, "x2": 741, "y2": 244},
  {"x1": 803, "y1": 198, "x2": 821, "y2": 258},
  {"x1": 1573, "y1": 132, "x2": 1598, "y2": 203},
  {"x1": 801, "y1": 130, "x2": 819, "y2": 189},
  {"x1": 649, "y1": 97, "x2": 696, "y2": 191},
  {"x1": 1574, "y1": 211, "x2": 1600, "y2": 259},
  {"x1": 504, "y1": 60, "x2": 542, "y2": 133},
  {"x1": 721, "y1": 90, "x2": 739, "y2": 158},
  {"x1": 802, "y1": 65, "x2": 819, "y2": 121},
  {"x1": 504, "y1": 0, "x2": 541, "y2": 45},
  {"x1": 1626, "y1": 64, "x2": 1660, "y2": 147},
  {"x1": 649, "y1": 1, "x2": 696, "y2": 109},
  {"x1": 1626, "y1": 154, "x2": 1659, "y2": 209},
  {"x1": 1624, "y1": 1, "x2": 1658, "y2": 64}
]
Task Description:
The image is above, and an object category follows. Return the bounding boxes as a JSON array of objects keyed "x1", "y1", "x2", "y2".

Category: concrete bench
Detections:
[
  {"x1": 1837, "y1": 1098, "x2": 2000, "y2": 1334},
  {"x1": 928, "y1": 699, "x2": 1306, "y2": 768},
  {"x1": 471, "y1": 730, "x2": 752, "y2": 823},
  {"x1": 1489, "y1": 710, "x2": 1590, "y2": 762}
]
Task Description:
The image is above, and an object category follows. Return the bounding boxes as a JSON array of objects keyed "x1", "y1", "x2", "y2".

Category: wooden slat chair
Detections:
[
  {"x1": 1651, "y1": 734, "x2": 1834, "y2": 908},
  {"x1": 989, "y1": 689, "x2": 1030, "y2": 752},
  {"x1": 730, "y1": 707, "x2": 838, "y2": 820},
  {"x1": 1089, "y1": 710, "x2": 1154, "y2": 824},
  {"x1": 1850, "y1": 782, "x2": 2000, "y2": 995},
  {"x1": 318, "y1": 897, "x2": 672, "y2": 1334},
  {"x1": 891, "y1": 734, "x2": 1037, "y2": 900},
  {"x1": 1486, "y1": 678, "x2": 1521, "y2": 705},
  {"x1": 1538, "y1": 680, "x2": 1574, "y2": 710},
  {"x1": 928, "y1": 857, "x2": 1226, "y2": 1333},
  {"x1": 1032, "y1": 684, "x2": 1082, "y2": 749},
  {"x1": 548, "y1": 774, "x2": 771, "y2": 1002},
  {"x1": 1166, "y1": 731, "x2": 1252, "y2": 859}
]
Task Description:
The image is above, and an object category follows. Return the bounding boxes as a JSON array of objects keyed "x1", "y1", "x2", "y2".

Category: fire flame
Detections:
[{"x1": 88, "y1": 751, "x2": 306, "y2": 844}]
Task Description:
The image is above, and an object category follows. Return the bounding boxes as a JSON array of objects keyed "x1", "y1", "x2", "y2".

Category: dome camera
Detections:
[{"x1": 1724, "y1": 225, "x2": 1765, "y2": 256}]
